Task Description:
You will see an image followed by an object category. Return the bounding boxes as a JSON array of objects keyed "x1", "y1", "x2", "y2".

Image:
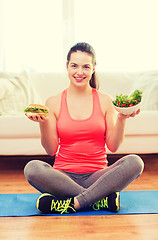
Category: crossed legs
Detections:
[{"x1": 24, "y1": 154, "x2": 144, "y2": 210}]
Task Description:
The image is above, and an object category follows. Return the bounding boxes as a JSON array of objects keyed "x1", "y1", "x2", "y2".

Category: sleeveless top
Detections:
[{"x1": 53, "y1": 88, "x2": 107, "y2": 173}]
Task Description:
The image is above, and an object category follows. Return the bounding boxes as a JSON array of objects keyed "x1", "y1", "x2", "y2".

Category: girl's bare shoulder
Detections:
[
  {"x1": 97, "y1": 90, "x2": 114, "y2": 116},
  {"x1": 97, "y1": 90, "x2": 113, "y2": 105},
  {"x1": 46, "y1": 92, "x2": 62, "y2": 106},
  {"x1": 45, "y1": 92, "x2": 63, "y2": 118}
]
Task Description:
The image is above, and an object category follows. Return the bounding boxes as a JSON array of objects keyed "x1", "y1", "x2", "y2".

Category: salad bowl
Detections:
[
  {"x1": 112, "y1": 89, "x2": 142, "y2": 115},
  {"x1": 113, "y1": 101, "x2": 141, "y2": 115}
]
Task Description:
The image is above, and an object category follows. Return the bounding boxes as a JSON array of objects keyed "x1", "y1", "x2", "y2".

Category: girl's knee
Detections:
[
  {"x1": 24, "y1": 160, "x2": 40, "y2": 182},
  {"x1": 126, "y1": 154, "x2": 144, "y2": 175}
]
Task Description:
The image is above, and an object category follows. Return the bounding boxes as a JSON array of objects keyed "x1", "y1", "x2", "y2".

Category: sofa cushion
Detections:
[
  {"x1": 30, "y1": 72, "x2": 69, "y2": 103},
  {"x1": 0, "y1": 71, "x2": 42, "y2": 116},
  {"x1": 0, "y1": 111, "x2": 157, "y2": 139},
  {"x1": 125, "y1": 111, "x2": 158, "y2": 135},
  {"x1": 0, "y1": 116, "x2": 40, "y2": 138},
  {"x1": 98, "y1": 72, "x2": 136, "y2": 98},
  {"x1": 131, "y1": 71, "x2": 158, "y2": 110}
]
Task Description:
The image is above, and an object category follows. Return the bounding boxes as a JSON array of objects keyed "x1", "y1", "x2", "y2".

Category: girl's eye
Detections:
[
  {"x1": 71, "y1": 64, "x2": 77, "y2": 68},
  {"x1": 84, "y1": 65, "x2": 90, "y2": 69}
]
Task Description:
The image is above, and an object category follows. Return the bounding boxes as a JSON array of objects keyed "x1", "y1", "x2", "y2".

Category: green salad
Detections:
[
  {"x1": 24, "y1": 107, "x2": 48, "y2": 113},
  {"x1": 112, "y1": 89, "x2": 142, "y2": 108}
]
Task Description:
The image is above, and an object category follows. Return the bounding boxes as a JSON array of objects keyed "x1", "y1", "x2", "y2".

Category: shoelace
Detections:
[
  {"x1": 92, "y1": 197, "x2": 109, "y2": 211},
  {"x1": 51, "y1": 198, "x2": 76, "y2": 214},
  {"x1": 115, "y1": 193, "x2": 120, "y2": 211}
]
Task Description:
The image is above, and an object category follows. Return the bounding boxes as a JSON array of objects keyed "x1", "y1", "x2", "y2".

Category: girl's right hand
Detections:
[{"x1": 25, "y1": 113, "x2": 49, "y2": 123}]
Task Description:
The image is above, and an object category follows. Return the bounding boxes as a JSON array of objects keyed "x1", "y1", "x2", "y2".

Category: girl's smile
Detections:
[{"x1": 74, "y1": 76, "x2": 86, "y2": 83}]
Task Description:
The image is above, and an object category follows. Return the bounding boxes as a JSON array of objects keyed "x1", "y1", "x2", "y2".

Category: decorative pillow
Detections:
[
  {"x1": 0, "y1": 71, "x2": 42, "y2": 116},
  {"x1": 131, "y1": 71, "x2": 158, "y2": 110}
]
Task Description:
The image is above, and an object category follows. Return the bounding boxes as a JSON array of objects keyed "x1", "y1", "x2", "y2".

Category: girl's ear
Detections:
[
  {"x1": 92, "y1": 67, "x2": 95, "y2": 74},
  {"x1": 66, "y1": 62, "x2": 68, "y2": 70}
]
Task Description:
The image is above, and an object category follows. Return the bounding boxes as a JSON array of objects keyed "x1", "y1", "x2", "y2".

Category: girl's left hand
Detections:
[{"x1": 118, "y1": 109, "x2": 140, "y2": 119}]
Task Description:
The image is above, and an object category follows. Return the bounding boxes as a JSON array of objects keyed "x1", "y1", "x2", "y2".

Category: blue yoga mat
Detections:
[{"x1": 0, "y1": 191, "x2": 158, "y2": 217}]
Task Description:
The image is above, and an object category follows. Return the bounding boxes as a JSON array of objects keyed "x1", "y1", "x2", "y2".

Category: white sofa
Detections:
[{"x1": 0, "y1": 71, "x2": 158, "y2": 156}]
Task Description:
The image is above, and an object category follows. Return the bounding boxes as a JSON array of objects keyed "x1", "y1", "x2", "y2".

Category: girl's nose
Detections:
[{"x1": 77, "y1": 67, "x2": 84, "y2": 75}]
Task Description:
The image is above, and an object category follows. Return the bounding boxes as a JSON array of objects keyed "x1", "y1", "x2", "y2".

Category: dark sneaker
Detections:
[
  {"x1": 36, "y1": 193, "x2": 76, "y2": 214},
  {"x1": 91, "y1": 192, "x2": 120, "y2": 212}
]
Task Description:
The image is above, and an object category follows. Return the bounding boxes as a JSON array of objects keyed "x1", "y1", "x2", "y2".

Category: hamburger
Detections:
[{"x1": 24, "y1": 104, "x2": 49, "y2": 117}]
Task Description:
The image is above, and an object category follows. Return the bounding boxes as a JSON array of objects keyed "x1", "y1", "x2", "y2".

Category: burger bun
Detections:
[
  {"x1": 25, "y1": 104, "x2": 49, "y2": 117},
  {"x1": 26, "y1": 112, "x2": 48, "y2": 117}
]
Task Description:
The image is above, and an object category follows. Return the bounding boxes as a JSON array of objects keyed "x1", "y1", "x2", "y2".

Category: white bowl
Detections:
[{"x1": 113, "y1": 102, "x2": 141, "y2": 115}]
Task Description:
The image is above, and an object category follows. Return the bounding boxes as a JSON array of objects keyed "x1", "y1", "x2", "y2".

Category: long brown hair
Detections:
[{"x1": 67, "y1": 42, "x2": 99, "y2": 89}]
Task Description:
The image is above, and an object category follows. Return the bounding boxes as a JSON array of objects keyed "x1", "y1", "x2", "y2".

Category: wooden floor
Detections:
[{"x1": 0, "y1": 154, "x2": 158, "y2": 240}]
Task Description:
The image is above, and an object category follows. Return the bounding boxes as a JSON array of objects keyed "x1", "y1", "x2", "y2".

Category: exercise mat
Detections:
[{"x1": 0, "y1": 190, "x2": 158, "y2": 217}]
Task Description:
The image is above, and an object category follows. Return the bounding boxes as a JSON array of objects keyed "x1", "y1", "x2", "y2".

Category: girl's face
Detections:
[{"x1": 66, "y1": 51, "x2": 95, "y2": 89}]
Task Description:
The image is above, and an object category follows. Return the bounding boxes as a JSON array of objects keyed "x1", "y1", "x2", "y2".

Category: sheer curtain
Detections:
[
  {"x1": 0, "y1": 0, "x2": 64, "y2": 72},
  {"x1": 0, "y1": 0, "x2": 158, "y2": 72},
  {"x1": 73, "y1": 0, "x2": 158, "y2": 72}
]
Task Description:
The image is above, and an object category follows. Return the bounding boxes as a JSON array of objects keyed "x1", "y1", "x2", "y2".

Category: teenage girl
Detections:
[{"x1": 24, "y1": 42, "x2": 144, "y2": 214}]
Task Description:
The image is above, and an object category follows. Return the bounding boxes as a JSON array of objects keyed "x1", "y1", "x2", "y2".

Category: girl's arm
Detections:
[
  {"x1": 25, "y1": 96, "x2": 59, "y2": 156},
  {"x1": 39, "y1": 115, "x2": 59, "y2": 156},
  {"x1": 39, "y1": 97, "x2": 59, "y2": 156},
  {"x1": 105, "y1": 95, "x2": 139, "y2": 153}
]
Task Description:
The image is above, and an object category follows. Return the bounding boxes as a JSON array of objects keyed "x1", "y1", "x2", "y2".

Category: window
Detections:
[
  {"x1": 74, "y1": 0, "x2": 158, "y2": 72},
  {"x1": 0, "y1": 0, "x2": 158, "y2": 72},
  {"x1": 0, "y1": 0, "x2": 64, "y2": 72}
]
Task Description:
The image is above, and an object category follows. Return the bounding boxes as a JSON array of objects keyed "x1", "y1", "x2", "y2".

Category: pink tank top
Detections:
[{"x1": 54, "y1": 88, "x2": 107, "y2": 173}]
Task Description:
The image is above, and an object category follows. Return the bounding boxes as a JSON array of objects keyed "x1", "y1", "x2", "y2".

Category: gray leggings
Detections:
[{"x1": 24, "y1": 154, "x2": 144, "y2": 209}]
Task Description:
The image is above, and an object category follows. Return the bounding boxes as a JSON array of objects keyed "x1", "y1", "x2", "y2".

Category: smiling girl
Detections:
[{"x1": 24, "y1": 42, "x2": 144, "y2": 214}]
